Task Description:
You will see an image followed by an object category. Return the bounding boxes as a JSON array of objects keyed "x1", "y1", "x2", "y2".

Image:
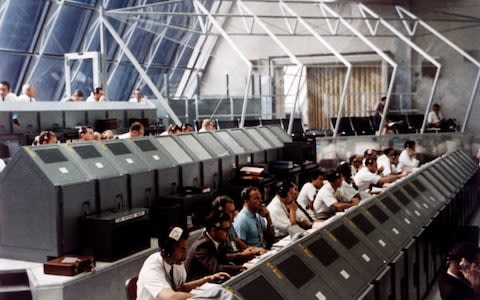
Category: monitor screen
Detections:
[
  {"x1": 176, "y1": 135, "x2": 212, "y2": 161},
  {"x1": 215, "y1": 131, "x2": 246, "y2": 155},
  {"x1": 403, "y1": 184, "x2": 419, "y2": 198},
  {"x1": 237, "y1": 275, "x2": 285, "y2": 300},
  {"x1": 382, "y1": 196, "x2": 401, "y2": 213},
  {"x1": 307, "y1": 238, "x2": 339, "y2": 267},
  {"x1": 269, "y1": 126, "x2": 292, "y2": 143},
  {"x1": 35, "y1": 148, "x2": 68, "y2": 164},
  {"x1": 414, "y1": 180, "x2": 427, "y2": 192},
  {"x1": 393, "y1": 190, "x2": 411, "y2": 206},
  {"x1": 367, "y1": 205, "x2": 389, "y2": 224},
  {"x1": 351, "y1": 213, "x2": 375, "y2": 235},
  {"x1": 228, "y1": 129, "x2": 260, "y2": 152},
  {"x1": 105, "y1": 142, "x2": 131, "y2": 155},
  {"x1": 156, "y1": 137, "x2": 193, "y2": 164},
  {"x1": 258, "y1": 127, "x2": 283, "y2": 147},
  {"x1": 197, "y1": 133, "x2": 229, "y2": 157},
  {"x1": 134, "y1": 139, "x2": 157, "y2": 152},
  {"x1": 245, "y1": 128, "x2": 274, "y2": 149},
  {"x1": 73, "y1": 145, "x2": 101, "y2": 159},
  {"x1": 331, "y1": 224, "x2": 359, "y2": 249},
  {"x1": 276, "y1": 255, "x2": 315, "y2": 288}
]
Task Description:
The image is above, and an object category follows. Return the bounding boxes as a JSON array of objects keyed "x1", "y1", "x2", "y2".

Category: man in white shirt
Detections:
[
  {"x1": 86, "y1": 87, "x2": 105, "y2": 102},
  {"x1": 199, "y1": 119, "x2": 215, "y2": 132},
  {"x1": 398, "y1": 140, "x2": 419, "y2": 172},
  {"x1": 354, "y1": 158, "x2": 406, "y2": 192},
  {"x1": 137, "y1": 226, "x2": 229, "y2": 300},
  {"x1": 118, "y1": 121, "x2": 145, "y2": 139},
  {"x1": 129, "y1": 88, "x2": 149, "y2": 103},
  {"x1": 0, "y1": 81, "x2": 17, "y2": 102},
  {"x1": 267, "y1": 180, "x2": 312, "y2": 238},
  {"x1": 314, "y1": 171, "x2": 359, "y2": 220},
  {"x1": 349, "y1": 154, "x2": 363, "y2": 176},
  {"x1": 17, "y1": 83, "x2": 36, "y2": 102},
  {"x1": 377, "y1": 148, "x2": 402, "y2": 176},
  {"x1": 297, "y1": 169, "x2": 324, "y2": 210}
]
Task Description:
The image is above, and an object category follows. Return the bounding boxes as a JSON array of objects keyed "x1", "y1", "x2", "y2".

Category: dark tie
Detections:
[
  {"x1": 256, "y1": 216, "x2": 265, "y2": 247},
  {"x1": 169, "y1": 266, "x2": 175, "y2": 290}
]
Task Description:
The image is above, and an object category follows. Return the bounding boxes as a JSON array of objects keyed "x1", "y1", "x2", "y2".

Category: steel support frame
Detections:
[
  {"x1": 395, "y1": 6, "x2": 480, "y2": 133},
  {"x1": 319, "y1": 3, "x2": 398, "y2": 137},
  {"x1": 64, "y1": 51, "x2": 102, "y2": 98},
  {"x1": 100, "y1": 14, "x2": 182, "y2": 125},
  {"x1": 358, "y1": 4, "x2": 442, "y2": 134},
  {"x1": 279, "y1": 1, "x2": 352, "y2": 137}
]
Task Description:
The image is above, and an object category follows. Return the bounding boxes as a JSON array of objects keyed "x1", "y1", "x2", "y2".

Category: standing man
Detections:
[
  {"x1": 267, "y1": 180, "x2": 312, "y2": 239},
  {"x1": 136, "y1": 226, "x2": 229, "y2": 300},
  {"x1": 233, "y1": 186, "x2": 275, "y2": 249}
]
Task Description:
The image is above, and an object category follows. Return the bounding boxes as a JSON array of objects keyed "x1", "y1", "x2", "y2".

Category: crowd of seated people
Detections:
[{"x1": 135, "y1": 140, "x2": 423, "y2": 299}]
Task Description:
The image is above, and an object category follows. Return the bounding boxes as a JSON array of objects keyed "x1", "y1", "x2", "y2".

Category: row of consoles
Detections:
[
  {"x1": 222, "y1": 149, "x2": 479, "y2": 300},
  {"x1": 0, "y1": 126, "x2": 292, "y2": 262}
]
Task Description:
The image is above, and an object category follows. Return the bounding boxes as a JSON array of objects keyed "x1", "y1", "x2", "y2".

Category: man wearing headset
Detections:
[
  {"x1": 439, "y1": 242, "x2": 480, "y2": 300},
  {"x1": 136, "y1": 226, "x2": 229, "y2": 300}
]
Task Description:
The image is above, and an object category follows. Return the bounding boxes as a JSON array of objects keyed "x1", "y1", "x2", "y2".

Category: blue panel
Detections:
[
  {"x1": 65, "y1": 0, "x2": 96, "y2": 6},
  {"x1": 107, "y1": 64, "x2": 138, "y2": 101},
  {"x1": 29, "y1": 57, "x2": 64, "y2": 101},
  {"x1": 44, "y1": 4, "x2": 92, "y2": 55},
  {"x1": 0, "y1": 54, "x2": 27, "y2": 91},
  {"x1": 0, "y1": 1, "x2": 45, "y2": 51}
]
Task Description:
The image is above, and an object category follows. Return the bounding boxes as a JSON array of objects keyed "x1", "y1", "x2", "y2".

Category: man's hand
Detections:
[{"x1": 207, "y1": 272, "x2": 231, "y2": 283}]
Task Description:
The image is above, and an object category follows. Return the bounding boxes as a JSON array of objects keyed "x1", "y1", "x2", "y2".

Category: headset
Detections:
[
  {"x1": 276, "y1": 180, "x2": 294, "y2": 198},
  {"x1": 161, "y1": 226, "x2": 187, "y2": 258},
  {"x1": 212, "y1": 195, "x2": 234, "y2": 212},
  {"x1": 241, "y1": 186, "x2": 258, "y2": 202}
]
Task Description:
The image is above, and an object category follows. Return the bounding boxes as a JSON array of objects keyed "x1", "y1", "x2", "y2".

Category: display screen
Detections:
[
  {"x1": 176, "y1": 135, "x2": 212, "y2": 160},
  {"x1": 351, "y1": 213, "x2": 375, "y2": 235},
  {"x1": 105, "y1": 142, "x2": 131, "y2": 155},
  {"x1": 245, "y1": 128, "x2": 274, "y2": 149},
  {"x1": 393, "y1": 190, "x2": 411, "y2": 206},
  {"x1": 197, "y1": 133, "x2": 229, "y2": 157},
  {"x1": 368, "y1": 205, "x2": 389, "y2": 224},
  {"x1": 331, "y1": 224, "x2": 359, "y2": 249},
  {"x1": 276, "y1": 255, "x2": 315, "y2": 288},
  {"x1": 258, "y1": 127, "x2": 283, "y2": 147},
  {"x1": 134, "y1": 139, "x2": 157, "y2": 152},
  {"x1": 307, "y1": 238, "x2": 339, "y2": 267},
  {"x1": 414, "y1": 180, "x2": 427, "y2": 192},
  {"x1": 73, "y1": 145, "x2": 101, "y2": 159},
  {"x1": 228, "y1": 129, "x2": 260, "y2": 152},
  {"x1": 215, "y1": 131, "x2": 246, "y2": 155},
  {"x1": 156, "y1": 136, "x2": 193, "y2": 164},
  {"x1": 35, "y1": 148, "x2": 68, "y2": 164},
  {"x1": 269, "y1": 126, "x2": 292, "y2": 143},
  {"x1": 403, "y1": 184, "x2": 419, "y2": 198},
  {"x1": 237, "y1": 275, "x2": 285, "y2": 300},
  {"x1": 382, "y1": 196, "x2": 401, "y2": 213}
]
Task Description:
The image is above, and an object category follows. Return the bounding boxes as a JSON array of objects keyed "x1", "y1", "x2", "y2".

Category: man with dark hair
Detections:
[
  {"x1": 349, "y1": 154, "x2": 363, "y2": 176},
  {"x1": 354, "y1": 158, "x2": 406, "y2": 192},
  {"x1": 137, "y1": 226, "x2": 229, "y2": 300},
  {"x1": 297, "y1": 169, "x2": 324, "y2": 211},
  {"x1": 314, "y1": 171, "x2": 359, "y2": 220},
  {"x1": 86, "y1": 87, "x2": 104, "y2": 102},
  {"x1": 185, "y1": 213, "x2": 245, "y2": 281},
  {"x1": 129, "y1": 88, "x2": 148, "y2": 103},
  {"x1": 428, "y1": 103, "x2": 456, "y2": 131},
  {"x1": 233, "y1": 186, "x2": 275, "y2": 249},
  {"x1": 119, "y1": 121, "x2": 145, "y2": 139},
  {"x1": 0, "y1": 81, "x2": 17, "y2": 102},
  {"x1": 79, "y1": 126, "x2": 95, "y2": 141},
  {"x1": 398, "y1": 140, "x2": 419, "y2": 172},
  {"x1": 439, "y1": 242, "x2": 480, "y2": 300}
]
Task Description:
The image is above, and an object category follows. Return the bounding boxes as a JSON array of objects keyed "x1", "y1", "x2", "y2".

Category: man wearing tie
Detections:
[
  {"x1": 0, "y1": 81, "x2": 17, "y2": 102},
  {"x1": 17, "y1": 84, "x2": 36, "y2": 102}
]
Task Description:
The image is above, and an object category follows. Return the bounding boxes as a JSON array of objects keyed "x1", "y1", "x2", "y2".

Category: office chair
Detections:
[{"x1": 125, "y1": 276, "x2": 138, "y2": 300}]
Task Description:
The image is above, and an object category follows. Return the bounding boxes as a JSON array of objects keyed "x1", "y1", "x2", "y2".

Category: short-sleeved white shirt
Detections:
[
  {"x1": 297, "y1": 182, "x2": 317, "y2": 210},
  {"x1": 354, "y1": 167, "x2": 381, "y2": 192},
  {"x1": 267, "y1": 196, "x2": 309, "y2": 238},
  {"x1": 137, "y1": 252, "x2": 187, "y2": 300},
  {"x1": 398, "y1": 149, "x2": 419, "y2": 171},
  {"x1": 313, "y1": 182, "x2": 339, "y2": 217}
]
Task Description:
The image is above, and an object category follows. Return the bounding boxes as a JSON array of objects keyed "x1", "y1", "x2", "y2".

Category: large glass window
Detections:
[
  {"x1": 29, "y1": 57, "x2": 64, "y2": 101},
  {"x1": 0, "y1": 54, "x2": 28, "y2": 90}
]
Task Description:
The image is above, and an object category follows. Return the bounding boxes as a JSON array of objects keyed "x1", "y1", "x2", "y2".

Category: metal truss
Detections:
[{"x1": 394, "y1": 6, "x2": 480, "y2": 133}]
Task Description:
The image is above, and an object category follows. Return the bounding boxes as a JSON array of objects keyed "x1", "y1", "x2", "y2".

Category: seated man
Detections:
[
  {"x1": 199, "y1": 119, "x2": 215, "y2": 132},
  {"x1": 137, "y1": 226, "x2": 229, "y2": 300},
  {"x1": 398, "y1": 140, "x2": 419, "y2": 172},
  {"x1": 78, "y1": 126, "x2": 95, "y2": 141},
  {"x1": 428, "y1": 103, "x2": 456, "y2": 131},
  {"x1": 297, "y1": 169, "x2": 324, "y2": 211},
  {"x1": 17, "y1": 83, "x2": 36, "y2": 102},
  {"x1": 185, "y1": 213, "x2": 245, "y2": 281},
  {"x1": 234, "y1": 186, "x2": 275, "y2": 249},
  {"x1": 267, "y1": 180, "x2": 312, "y2": 239},
  {"x1": 129, "y1": 88, "x2": 149, "y2": 103},
  {"x1": 62, "y1": 89, "x2": 84, "y2": 102},
  {"x1": 377, "y1": 148, "x2": 401, "y2": 176},
  {"x1": 349, "y1": 154, "x2": 363, "y2": 176},
  {"x1": 354, "y1": 158, "x2": 406, "y2": 192},
  {"x1": 0, "y1": 81, "x2": 17, "y2": 102},
  {"x1": 86, "y1": 87, "x2": 105, "y2": 102},
  {"x1": 314, "y1": 171, "x2": 359, "y2": 220},
  {"x1": 212, "y1": 195, "x2": 266, "y2": 263},
  {"x1": 439, "y1": 242, "x2": 480, "y2": 300},
  {"x1": 119, "y1": 121, "x2": 145, "y2": 139}
]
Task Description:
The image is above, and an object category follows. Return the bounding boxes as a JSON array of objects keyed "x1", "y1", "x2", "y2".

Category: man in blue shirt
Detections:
[{"x1": 233, "y1": 186, "x2": 275, "y2": 249}]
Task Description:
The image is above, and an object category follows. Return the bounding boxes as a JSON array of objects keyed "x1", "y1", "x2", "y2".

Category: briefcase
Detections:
[{"x1": 43, "y1": 255, "x2": 95, "y2": 276}]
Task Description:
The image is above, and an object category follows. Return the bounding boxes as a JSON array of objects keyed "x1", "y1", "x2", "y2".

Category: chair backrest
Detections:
[{"x1": 125, "y1": 276, "x2": 138, "y2": 300}]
